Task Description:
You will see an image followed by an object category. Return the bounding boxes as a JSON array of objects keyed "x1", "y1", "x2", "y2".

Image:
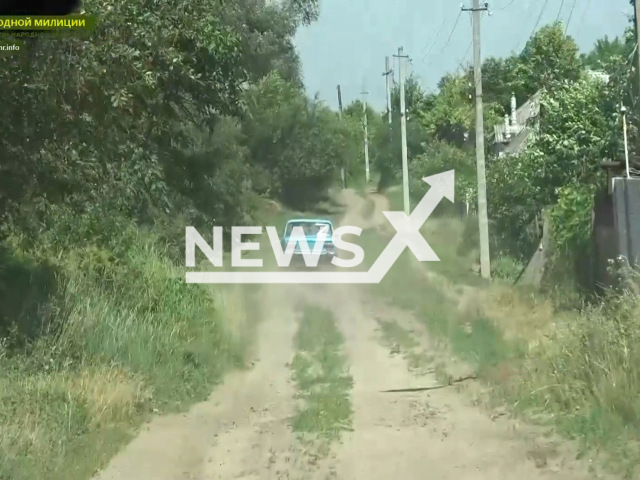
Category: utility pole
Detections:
[
  {"x1": 623, "y1": 104, "x2": 631, "y2": 179},
  {"x1": 382, "y1": 56, "x2": 393, "y2": 125},
  {"x1": 634, "y1": 0, "x2": 640, "y2": 149},
  {"x1": 394, "y1": 47, "x2": 410, "y2": 215},
  {"x1": 337, "y1": 85, "x2": 346, "y2": 188},
  {"x1": 463, "y1": 0, "x2": 491, "y2": 279},
  {"x1": 360, "y1": 87, "x2": 370, "y2": 183}
]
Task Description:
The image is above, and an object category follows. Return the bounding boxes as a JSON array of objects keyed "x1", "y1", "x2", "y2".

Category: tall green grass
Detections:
[
  {"x1": 290, "y1": 305, "x2": 353, "y2": 450},
  {"x1": 509, "y1": 292, "x2": 640, "y2": 476},
  {"x1": 0, "y1": 228, "x2": 248, "y2": 480}
]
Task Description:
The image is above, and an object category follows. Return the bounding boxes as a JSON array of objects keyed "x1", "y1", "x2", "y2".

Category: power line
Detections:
[
  {"x1": 456, "y1": 13, "x2": 476, "y2": 73},
  {"x1": 421, "y1": 18, "x2": 448, "y2": 61},
  {"x1": 556, "y1": 0, "x2": 566, "y2": 21},
  {"x1": 438, "y1": 10, "x2": 463, "y2": 56},
  {"x1": 564, "y1": 0, "x2": 578, "y2": 34},
  {"x1": 457, "y1": 40, "x2": 473, "y2": 72},
  {"x1": 574, "y1": 0, "x2": 591, "y2": 39},
  {"x1": 498, "y1": 0, "x2": 517, "y2": 11},
  {"x1": 530, "y1": 0, "x2": 550, "y2": 38},
  {"x1": 458, "y1": 11, "x2": 474, "y2": 70},
  {"x1": 514, "y1": 0, "x2": 549, "y2": 52}
]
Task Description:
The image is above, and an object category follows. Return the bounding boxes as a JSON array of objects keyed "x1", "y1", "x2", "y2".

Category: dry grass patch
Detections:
[
  {"x1": 456, "y1": 283, "x2": 558, "y2": 348},
  {"x1": 71, "y1": 367, "x2": 150, "y2": 427},
  {"x1": 0, "y1": 364, "x2": 150, "y2": 480}
]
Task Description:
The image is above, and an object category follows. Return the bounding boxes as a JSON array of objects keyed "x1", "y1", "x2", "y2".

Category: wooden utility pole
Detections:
[
  {"x1": 383, "y1": 56, "x2": 393, "y2": 125},
  {"x1": 463, "y1": 0, "x2": 491, "y2": 279},
  {"x1": 337, "y1": 85, "x2": 346, "y2": 188},
  {"x1": 634, "y1": 0, "x2": 640, "y2": 148},
  {"x1": 394, "y1": 47, "x2": 410, "y2": 215},
  {"x1": 636, "y1": 1, "x2": 640, "y2": 101},
  {"x1": 361, "y1": 87, "x2": 370, "y2": 183}
]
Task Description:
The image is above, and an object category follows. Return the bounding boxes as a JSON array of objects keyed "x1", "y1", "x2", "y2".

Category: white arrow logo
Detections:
[{"x1": 186, "y1": 170, "x2": 454, "y2": 284}]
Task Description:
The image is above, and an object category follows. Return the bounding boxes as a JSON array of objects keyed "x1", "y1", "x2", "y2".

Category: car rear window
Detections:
[{"x1": 285, "y1": 222, "x2": 332, "y2": 237}]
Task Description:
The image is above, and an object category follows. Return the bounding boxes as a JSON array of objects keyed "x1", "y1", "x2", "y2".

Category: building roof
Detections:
[{"x1": 494, "y1": 90, "x2": 541, "y2": 145}]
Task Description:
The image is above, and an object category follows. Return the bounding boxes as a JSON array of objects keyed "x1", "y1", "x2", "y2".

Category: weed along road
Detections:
[{"x1": 90, "y1": 189, "x2": 606, "y2": 480}]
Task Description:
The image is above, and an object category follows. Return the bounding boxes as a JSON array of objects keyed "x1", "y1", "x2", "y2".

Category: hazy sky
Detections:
[{"x1": 294, "y1": 0, "x2": 633, "y2": 110}]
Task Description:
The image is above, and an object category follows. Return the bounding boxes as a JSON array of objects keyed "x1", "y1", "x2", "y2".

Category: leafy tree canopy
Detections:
[{"x1": 582, "y1": 36, "x2": 627, "y2": 71}]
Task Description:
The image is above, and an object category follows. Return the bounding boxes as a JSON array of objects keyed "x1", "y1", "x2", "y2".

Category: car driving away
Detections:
[{"x1": 281, "y1": 218, "x2": 335, "y2": 268}]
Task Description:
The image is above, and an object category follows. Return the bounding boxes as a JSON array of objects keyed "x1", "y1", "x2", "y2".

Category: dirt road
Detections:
[{"x1": 93, "y1": 190, "x2": 603, "y2": 480}]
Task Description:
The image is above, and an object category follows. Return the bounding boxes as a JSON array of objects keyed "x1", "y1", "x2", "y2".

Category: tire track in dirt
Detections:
[
  {"x1": 199, "y1": 283, "x2": 303, "y2": 480},
  {"x1": 312, "y1": 189, "x2": 603, "y2": 480},
  {"x1": 93, "y1": 188, "x2": 609, "y2": 480},
  {"x1": 306, "y1": 270, "x2": 596, "y2": 479},
  {"x1": 93, "y1": 284, "x2": 315, "y2": 480}
]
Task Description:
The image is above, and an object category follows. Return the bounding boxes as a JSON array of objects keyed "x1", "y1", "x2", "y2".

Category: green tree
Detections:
[
  {"x1": 344, "y1": 99, "x2": 384, "y2": 183},
  {"x1": 218, "y1": 0, "x2": 313, "y2": 86},
  {"x1": 370, "y1": 77, "x2": 430, "y2": 189},
  {"x1": 418, "y1": 73, "x2": 473, "y2": 146},
  {"x1": 242, "y1": 73, "x2": 354, "y2": 209},
  {"x1": 487, "y1": 77, "x2": 620, "y2": 258},
  {"x1": 389, "y1": 74, "x2": 427, "y2": 118},
  {"x1": 410, "y1": 140, "x2": 476, "y2": 202},
  {"x1": 514, "y1": 22, "x2": 582, "y2": 97},
  {"x1": 582, "y1": 36, "x2": 627, "y2": 71},
  {"x1": 0, "y1": 0, "x2": 250, "y2": 240},
  {"x1": 0, "y1": 0, "x2": 339, "y2": 245},
  {"x1": 481, "y1": 55, "x2": 520, "y2": 115}
]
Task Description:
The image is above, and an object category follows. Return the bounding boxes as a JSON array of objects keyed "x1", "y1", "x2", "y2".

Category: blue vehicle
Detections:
[{"x1": 281, "y1": 218, "x2": 336, "y2": 266}]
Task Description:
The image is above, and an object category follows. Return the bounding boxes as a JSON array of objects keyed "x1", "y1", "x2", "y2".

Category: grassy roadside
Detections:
[
  {"x1": 364, "y1": 199, "x2": 640, "y2": 478},
  {"x1": 375, "y1": 319, "x2": 435, "y2": 376},
  {"x1": 383, "y1": 186, "x2": 486, "y2": 286},
  {"x1": 364, "y1": 232, "x2": 519, "y2": 379},
  {"x1": 289, "y1": 305, "x2": 353, "y2": 456},
  {"x1": 0, "y1": 229, "x2": 259, "y2": 480}
]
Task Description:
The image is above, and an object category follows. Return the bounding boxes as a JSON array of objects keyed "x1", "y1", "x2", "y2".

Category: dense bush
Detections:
[
  {"x1": 0, "y1": 1, "x2": 360, "y2": 477},
  {"x1": 0, "y1": 0, "x2": 361, "y2": 344}
]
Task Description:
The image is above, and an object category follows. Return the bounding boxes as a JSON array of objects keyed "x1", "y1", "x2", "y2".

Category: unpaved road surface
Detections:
[{"x1": 93, "y1": 189, "x2": 603, "y2": 480}]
